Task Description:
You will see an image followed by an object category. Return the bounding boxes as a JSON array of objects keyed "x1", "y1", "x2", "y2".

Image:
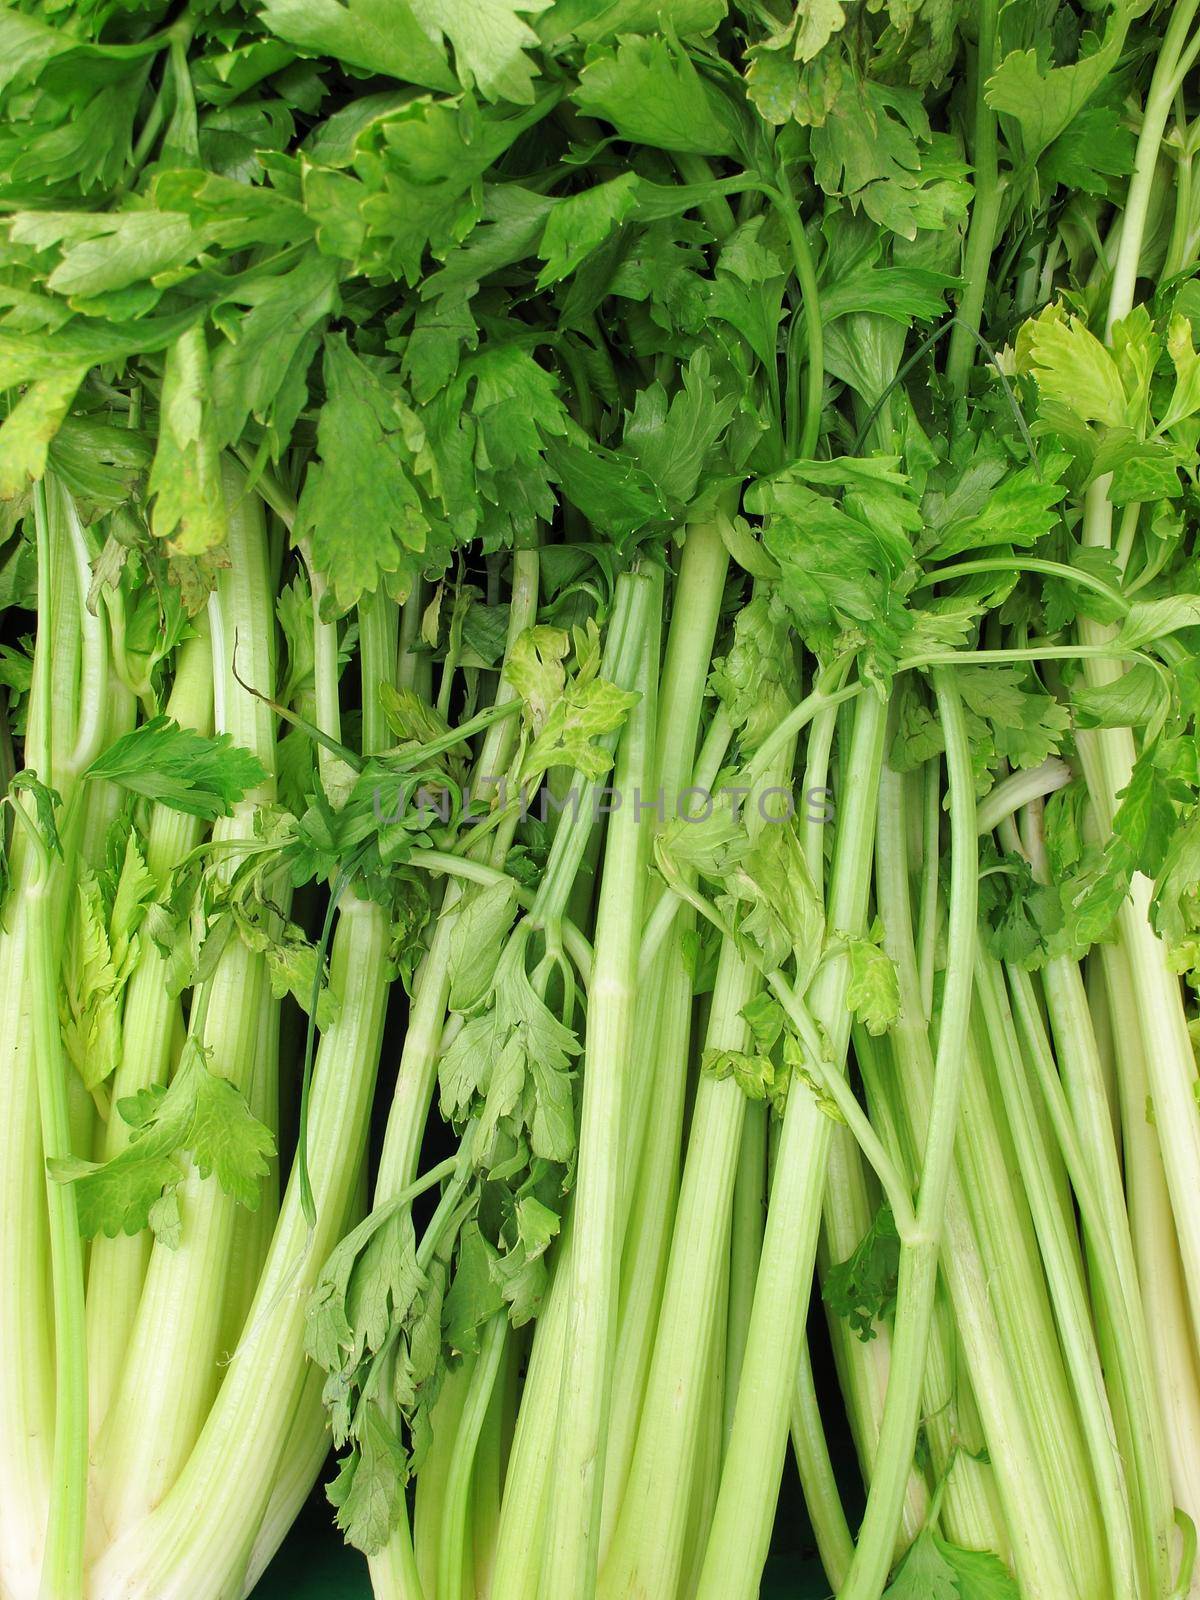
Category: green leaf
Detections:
[
  {"x1": 51, "y1": 1038, "x2": 274, "y2": 1237},
  {"x1": 1113, "y1": 749, "x2": 1177, "y2": 880},
  {"x1": 621, "y1": 348, "x2": 735, "y2": 512},
  {"x1": 1071, "y1": 663, "x2": 1164, "y2": 729},
  {"x1": 710, "y1": 592, "x2": 798, "y2": 750},
  {"x1": 809, "y1": 84, "x2": 967, "y2": 241},
  {"x1": 823, "y1": 1204, "x2": 900, "y2": 1342},
  {"x1": 14, "y1": 210, "x2": 207, "y2": 300},
  {"x1": 504, "y1": 626, "x2": 570, "y2": 733},
  {"x1": 148, "y1": 1189, "x2": 182, "y2": 1249},
  {"x1": 299, "y1": 336, "x2": 445, "y2": 616},
  {"x1": 1016, "y1": 303, "x2": 1127, "y2": 430},
  {"x1": 546, "y1": 437, "x2": 666, "y2": 546},
  {"x1": 444, "y1": 1222, "x2": 505, "y2": 1353},
  {"x1": 185, "y1": 1054, "x2": 277, "y2": 1207},
  {"x1": 1161, "y1": 313, "x2": 1200, "y2": 433},
  {"x1": 48, "y1": 1148, "x2": 184, "y2": 1243},
  {"x1": 726, "y1": 821, "x2": 827, "y2": 980},
  {"x1": 490, "y1": 1192, "x2": 560, "y2": 1324},
  {"x1": 439, "y1": 1010, "x2": 503, "y2": 1121},
  {"x1": 1039, "y1": 97, "x2": 1135, "y2": 197},
  {"x1": 0, "y1": 368, "x2": 88, "y2": 500},
  {"x1": 985, "y1": 1, "x2": 1139, "y2": 164},
  {"x1": 573, "y1": 36, "x2": 741, "y2": 157},
  {"x1": 447, "y1": 881, "x2": 518, "y2": 1013},
  {"x1": 522, "y1": 676, "x2": 639, "y2": 785},
  {"x1": 536, "y1": 173, "x2": 640, "y2": 289},
  {"x1": 87, "y1": 717, "x2": 268, "y2": 819},
  {"x1": 821, "y1": 265, "x2": 957, "y2": 326},
  {"x1": 978, "y1": 848, "x2": 1063, "y2": 967},
  {"x1": 327, "y1": 1406, "x2": 409, "y2": 1554},
  {"x1": 549, "y1": 0, "x2": 726, "y2": 42},
  {"x1": 7, "y1": 771, "x2": 63, "y2": 862},
  {"x1": 1109, "y1": 442, "x2": 1185, "y2": 505},
  {"x1": 846, "y1": 920, "x2": 900, "y2": 1036},
  {"x1": 935, "y1": 1539, "x2": 1020, "y2": 1599},
  {"x1": 1151, "y1": 809, "x2": 1200, "y2": 970},
  {"x1": 1119, "y1": 597, "x2": 1200, "y2": 651},
  {"x1": 210, "y1": 253, "x2": 340, "y2": 452},
  {"x1": 264, "y1": 930, "x2": 340, "y2": 1029},
  {"x1": 147, "y1": 327, "x2": 227, "y2": 557},
  {"x1": 923, "y1": 466, "x2": 1065, "y2": 561},
  {"x1": 410, "y1": 0, "x2": 551, "y2": 103},
  {"x1": 702, "y1": 1047, "x2": 786, "y2": 1111},
  {"x1": 883, "y1": 1528, "x2": 959, "y2": 1600},
  {"x1": 61, "y1": 838, "x2": 156, "y2": 1091},
  {"x1": 260, "y1": 0, "x2": 456, "y2": 91}
]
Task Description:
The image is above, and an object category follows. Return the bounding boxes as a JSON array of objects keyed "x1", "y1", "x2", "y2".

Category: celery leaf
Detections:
[{"x1": 87, "y1": 716, "x2": 267, "y2": 818}]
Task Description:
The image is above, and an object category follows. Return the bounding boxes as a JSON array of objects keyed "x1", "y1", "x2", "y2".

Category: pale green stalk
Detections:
[
  {"x1": 372, "y1": 540, "x2": 540, "y2": 1214},
  {"x1": 376, "y1": 555, "x2": 654, "y2": 1600},
  {"x1": 681, "y1": 1251, "x2": 728, "y2": 1600},
  {"x1": 240, "y1": 1339, "x2": 338, "y2": 1596},
  {"x1": 694, "y1": 690, "x2": 887, "y2": 1600},
  {"x1": 27, "y1": 835, "x2": 87, "y2": 1600},
  {"x1": 90, "y1": 580, "x2": 398, "y2": 1599},
  {"x1": 597, "y1": 940, "x2": 767, "y2": 1600},
  {"x1": 599, "y1": 517, "x2": 731, "y2": 1554},
  {"x1": 724, "y1": 1103, "x2": 766, "y2": 1448},
  {"x1": 95, "y1": 462, "x2": 279, "y2": 1543},
  {"x1": 23, "y1": 480, "x2": 90, "y2": 1600},
  {"x1": 805, "y1": 695, "x2": 927, "y2": 1555},
  {"x1": 0, "y1": 507, "x2": 71, "y2": 1596},
  {"x1": 0, "y1": 876, "x2": 52, "y2": 1600},
  {"x1": 242, "y1": 1151, "x2": 370, "y2": 1596},
  {"x1": 817, "y1": 1117, "x2": 927, "y2": 1552},
  {"x1": 1006, "y1": 952, "x2": 1177, "y2": 1596},
  {"x1": 1101, "y1": 941, "x2": 1200, "y2": 1556},
  {"x1": 958, "y1": 1009, "x2": 1104, "y2": 1597},
  {"x1": 471, "y1": 1328, "x2": 516, "y2": 1599},
  {"x1": 790, "y1": 1335, "x2": 855, "y2": 1591},
  {"x1": 946, "y1": 0, "x2": 1001, "y2": 395},
  {"x1": 414, "y1": 1354, "x2": 476, "y2": 1598},
  {"x1": 219, "y1": 995, "x2": 282, "y2": 1354},
  {"x1": 88, "y1": 893, "x2": 393, "y2": 1600},
  {"x1": 84, "y1": 628, "x2": 213, "y2": 1439},
  {"x1": 870, "y1": 762, "x2": 1079, "y2": 1598},
  {"x1": 0, "y1": 477, "x2": 124, "y2": 1600},
  {"x1": 539, "y1": 569, "x2": 660, "y2": 1600},
  {"x1": 488, "y1": 1225, "x2": 570, "y2": 1600},
  {"x1": 1077, "y1": 0, "x2": 1200, "y2": 1355},
  {"x1": 598, "y1": 724, "x2": 797, "y2": 1600},
  {"x1": 852, "y1": 1017, "x2": 1004, "y2": 1557},
  {"x1": 976, "y1": 954, "x2": 1139, "y2": 1600},
  {"x1": 438, "y1": 1315, "x2": 507, "y2": 1600},
  {"x1": 837, "y1": 672, "x2": 977, "y2": 1600}
]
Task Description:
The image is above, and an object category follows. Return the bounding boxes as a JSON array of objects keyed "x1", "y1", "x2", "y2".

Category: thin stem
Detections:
[
  {"x1": 539, "y1": 569, "x2": 660, "y2": 1600},
  {"x1": 763, "y1": 183, "x2": 824, "y2": 455},
  {"x1": 694, "y1": 691, "x2": 888, "y2": 1600},
  {"x1": 27, "y1": 490, "x2": 87, "y2": 1600},
  {"x1": 790, "y1": 1337, "x2": 855, "y2": 1591},
  {"x1": 975, "y1": 759, "x2": 1072, "y2": 835},
  {"x1": 979, "y1": 955, "x2": 1141, "y2": 1600},
  {"x1": 745, "y1": 679, "x2": 865, "y2": 788},
  {"x1": 946, "y1": 0, "x2": 1001, "y2": 394},
  {"x1": 1108, "y1": 0, "x2": 1200, "y2": 332},
  {"x1": 838, "y1": 671, "x2": 977, "y2": 1600},
  {"x1": 769, "y1": 973, "x2": 918, "y2": 1241},
  {"x1": 437, "y1": 1314, "x2": 508, "y2": 1600},
  {"x1": 916, "y1": 555, "x2": 1128, "y2": 613}
]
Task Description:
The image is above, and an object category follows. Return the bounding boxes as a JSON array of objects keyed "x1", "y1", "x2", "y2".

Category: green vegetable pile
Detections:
[{"x1": 3, "y1": 2, "x2": 1200, "y2": 1598}]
